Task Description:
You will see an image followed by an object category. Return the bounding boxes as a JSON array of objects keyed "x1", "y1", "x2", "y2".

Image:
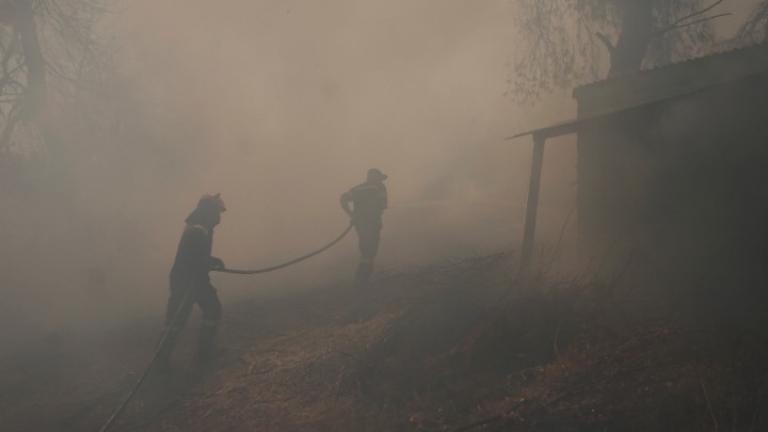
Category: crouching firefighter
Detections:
[
  {"x1": 158, "y1": 194, "x2": 227, "y2": 368},
  {"x1": 340, "y1": 168, "x2": 388, "y2": 287}
]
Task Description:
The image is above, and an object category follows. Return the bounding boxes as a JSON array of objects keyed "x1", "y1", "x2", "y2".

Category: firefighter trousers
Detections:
[
  {"x1": 159, "y1": 279, "x2": 222, "y2": 362},
  {"x1": 354, "y1": 221, "x2": 381, "y2": 286}
]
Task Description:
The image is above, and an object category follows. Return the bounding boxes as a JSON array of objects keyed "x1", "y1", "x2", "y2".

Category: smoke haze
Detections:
[{"x1": 1, "y1": 0, "x2": 581, "y2": 350}]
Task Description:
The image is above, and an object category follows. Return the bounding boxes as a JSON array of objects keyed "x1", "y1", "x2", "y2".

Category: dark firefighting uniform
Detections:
[
  {"x1": 341, "y1": 181, "x2": 387, "y2": 284},
  {"x1": 160, "y1": 223, "x2": 222, "y2": 362}
]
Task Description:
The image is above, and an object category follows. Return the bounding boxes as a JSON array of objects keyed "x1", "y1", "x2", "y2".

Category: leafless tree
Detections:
[
  {"x1": 0, "y1": 0, "x2": 106, "y2": 154},
  {"x1": 510, "y1": 0, "x2": 730, "y2": 102},
  {"x1": 738, "y1": 1, "x2": 768, "y2": 42}
]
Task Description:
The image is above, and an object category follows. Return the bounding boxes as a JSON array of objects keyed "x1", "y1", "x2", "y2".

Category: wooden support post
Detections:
[{"x1": 520, "y1": 133, "x2": 546, "y2": 270}]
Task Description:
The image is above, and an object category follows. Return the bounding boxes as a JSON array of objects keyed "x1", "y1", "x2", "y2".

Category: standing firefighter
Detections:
[
  {"x1": 341, "y1": 169, "x2": 388, "y2": 286},
  {"x1": 158, "y1": 194, "x2": 227, "y2": 367}
]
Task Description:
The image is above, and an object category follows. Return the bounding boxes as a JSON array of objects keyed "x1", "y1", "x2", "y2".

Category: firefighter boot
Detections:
[{"x1": 354, "y1": 259, "x2": 374, "y2": 288}]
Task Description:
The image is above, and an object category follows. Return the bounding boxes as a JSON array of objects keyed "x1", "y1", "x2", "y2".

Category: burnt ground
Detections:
[
  {"x1": 4, "y1": 253, "x2": 768, "y2": 432},
  {"x1": 2, "y1": 255, "x2": 507, "y2": 432}
]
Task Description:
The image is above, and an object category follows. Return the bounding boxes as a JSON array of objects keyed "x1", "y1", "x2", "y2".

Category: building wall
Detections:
[{"x1": 576, "y1": 73, "x2": 768, "y2": 282}]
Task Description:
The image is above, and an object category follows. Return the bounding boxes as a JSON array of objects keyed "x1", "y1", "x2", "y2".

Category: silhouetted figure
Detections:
[
  {"x1": 158, "y1": 194, "x2": 227, "y2": 368},
  {"x1": 341, "y1": 169, "x2": 388, "y2": 286}
]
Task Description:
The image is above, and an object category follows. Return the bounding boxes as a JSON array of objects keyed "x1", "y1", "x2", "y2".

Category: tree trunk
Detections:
[
  {"x1": 608, "y1": 0, "x2": 654, "y2": 77},
  {"x1": 13, "y1": 0, "x2": 46, "y2": 120}
]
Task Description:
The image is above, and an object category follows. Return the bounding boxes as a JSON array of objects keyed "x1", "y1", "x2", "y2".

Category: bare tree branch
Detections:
[
  {"x1": 0, "y1": 0, "x2": 108, "y2": 156},
  {"x1": 510, "y1": 0, "x2": 726, "y2": 103},
  {"x1": 655, "y1": 12, "x2": 732, "y2": 36},
  {"x1": 0, "y1": 103, "x2": 21, "y2": 150},
  {"x1": 738, "y1": 2, "x2": 768, "y2": 41},
  {"x1": 667, "y1": 0, "x2": 725, "y2": 28},
  {"x1": 595, "y1": 32, "x2": 615, "y2": 54}
]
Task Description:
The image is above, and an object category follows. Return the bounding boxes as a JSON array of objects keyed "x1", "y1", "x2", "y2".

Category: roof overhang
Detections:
[
  {"x1": 506, "y1": 74, "x2": 760, "y2": 141},
  {"x1": 510, "y1": 44, "x2": 768, "y2": 142}
]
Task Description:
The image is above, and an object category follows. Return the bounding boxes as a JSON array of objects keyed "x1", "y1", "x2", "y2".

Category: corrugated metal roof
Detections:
[
  {"x1": 574, "y1": 41, "x2": 768, "y2": 117},
  {"x1": 507, "y1": 82, "x2": 719, "y2": 141},
  {"x1": 509, "y1": 41, "x2": 768, "y2": 141},
  {"x1": 575, "y1": 39, "x2": 765, "y2": 92}
]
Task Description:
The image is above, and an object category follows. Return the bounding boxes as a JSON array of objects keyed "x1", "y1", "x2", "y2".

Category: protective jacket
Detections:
[
  {"x1": 341, "y1": 181, "x2": 388, "y2": 224},
  {"x1": 170, "y1": 223, "x2": 217, "y2": 287},
  {"x1": 341, "y1": 180, "x2": 387, "y2": 287}
]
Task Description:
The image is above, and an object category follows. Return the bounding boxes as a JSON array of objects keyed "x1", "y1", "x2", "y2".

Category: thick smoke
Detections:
[{"x1": 1, "y1": 0, "x2": 580, "y2": 351}]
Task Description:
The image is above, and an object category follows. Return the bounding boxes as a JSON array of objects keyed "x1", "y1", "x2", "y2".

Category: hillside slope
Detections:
[{"x1": 6, "y1": 253, "x2": 768, "y2": 432}]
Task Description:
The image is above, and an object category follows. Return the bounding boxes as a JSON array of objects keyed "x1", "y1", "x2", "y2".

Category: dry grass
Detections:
[{"x1": 22, "y1": 252, "x2": 767, "y2": 432}]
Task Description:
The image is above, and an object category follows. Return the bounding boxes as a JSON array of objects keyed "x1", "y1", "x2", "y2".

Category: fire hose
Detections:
[
  {"x1": 97, "y1": 222, "x2": 353, "y2": 432},
  {"x1": 213, "y1": 223, "x2": 353, "y2": 274}
]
